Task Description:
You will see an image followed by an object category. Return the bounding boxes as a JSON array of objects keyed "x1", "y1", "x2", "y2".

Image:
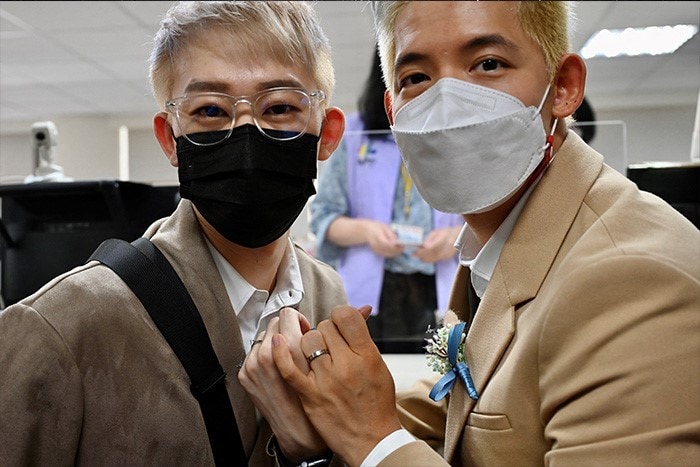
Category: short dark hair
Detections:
[{"x1": 357, "y1": 47, "x2": 390, "y2": 133}]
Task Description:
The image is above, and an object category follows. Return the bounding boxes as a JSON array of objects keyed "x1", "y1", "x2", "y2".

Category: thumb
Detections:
[{"x1": 358, "y1": 305, "x2": 373, "y2": 321}]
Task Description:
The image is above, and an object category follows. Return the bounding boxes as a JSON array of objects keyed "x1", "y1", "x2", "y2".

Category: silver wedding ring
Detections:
[{"x1": 306, "y1": 348, "x2": 330, "y2": 364}]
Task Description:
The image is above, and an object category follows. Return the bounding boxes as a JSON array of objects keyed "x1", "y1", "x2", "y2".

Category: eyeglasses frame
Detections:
[{"x1": 164, "y1": 86, "x2": 326, "y2": 146}]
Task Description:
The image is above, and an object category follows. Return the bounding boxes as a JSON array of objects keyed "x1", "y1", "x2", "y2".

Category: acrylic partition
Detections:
[{"x1": 571, "y1": 120, "x2": 628, "y2": 175}]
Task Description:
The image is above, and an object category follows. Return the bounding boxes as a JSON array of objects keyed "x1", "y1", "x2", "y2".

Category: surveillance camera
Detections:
[
  {"x1": 31, "y1": 121, "x2": 58, "y2": 148},
  {"x1": 25, "y1": 120, "x2": 71, "y2": 183}
]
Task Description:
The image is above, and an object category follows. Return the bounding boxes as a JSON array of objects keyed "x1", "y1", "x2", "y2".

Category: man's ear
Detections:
[
  {"x1": 551, "y1": 53, "x2": 587, "y2": 120},
  {"x1": 384, "y1": 90, "x2": 394, "y2": 125},
  {"x1": 153, "y1": 112, "x2": 178, "y2": 167},
  {"x1": 317, "y1": 106, "x2": 345, "y2": 161}
]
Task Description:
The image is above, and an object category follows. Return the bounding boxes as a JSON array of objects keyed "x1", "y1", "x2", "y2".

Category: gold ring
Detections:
[{"x1": 306, "y1": 348, "x2": 330, "y2": 364}]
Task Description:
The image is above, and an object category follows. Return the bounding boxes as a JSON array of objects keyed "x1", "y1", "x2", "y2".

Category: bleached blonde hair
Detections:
[
  {"x1": 149, "y1": 1, "x2": 335, "y2": 109},
  {"x1": 371, "y1": 1, "x2": 576, "y2": 91}
]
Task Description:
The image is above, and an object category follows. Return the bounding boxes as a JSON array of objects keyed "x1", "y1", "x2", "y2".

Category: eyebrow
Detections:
[
  {"x1": 394, "y1": 33, "x2": 521, "y2": 72},
  {"x1": 182, "y1": 78, "x2": 307, "y2": 95},
  {"x1": 467, "y1": 34, "x2": 520, "y2": 52}
]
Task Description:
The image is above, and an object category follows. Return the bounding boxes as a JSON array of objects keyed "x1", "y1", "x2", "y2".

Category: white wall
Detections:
[
  {"x1": 0, "y1": 132, "x2": 32, "y2": 184},
  {"x1": 126, "y1": 126, "x2": 178, "y2": 186}
]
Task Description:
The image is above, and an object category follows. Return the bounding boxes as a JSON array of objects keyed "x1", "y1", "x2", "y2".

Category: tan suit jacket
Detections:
[
  {"x1": 0, "y1": 199, "x2": 348, "y2": 466},
  {"x1": 386, "y1": 132, "x2": 700, "y2": 466}
]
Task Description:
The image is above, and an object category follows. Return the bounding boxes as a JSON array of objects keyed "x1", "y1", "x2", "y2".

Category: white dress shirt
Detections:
[{"x1": 206, "y1": 237, "x2": 304, "y2": 353}]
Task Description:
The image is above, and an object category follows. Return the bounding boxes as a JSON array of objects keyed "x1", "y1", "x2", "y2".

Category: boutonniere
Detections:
[{"x1": 424, "y1": 320, "x2": 479, "y2": 401}]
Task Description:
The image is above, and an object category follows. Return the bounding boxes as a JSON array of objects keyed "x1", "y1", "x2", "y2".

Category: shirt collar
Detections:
[{"x1": 205, "y1": 237, "x2": 304, "y2": 319}]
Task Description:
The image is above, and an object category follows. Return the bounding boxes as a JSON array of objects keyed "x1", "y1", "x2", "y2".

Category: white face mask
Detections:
[{"x1": 392, "y1": 78, "x2": 556, "y2": 214}]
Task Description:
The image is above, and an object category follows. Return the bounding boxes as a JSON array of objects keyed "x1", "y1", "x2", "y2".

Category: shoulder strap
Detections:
[{"x1": 89, "y1": 237, "x2": 247, "y2": 466}]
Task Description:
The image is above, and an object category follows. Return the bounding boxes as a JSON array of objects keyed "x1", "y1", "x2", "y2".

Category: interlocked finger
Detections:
[
  {"x1": 278, "y1": 307, "x2": 311, "y2": 372},
  {"x1": 300, "y1": 330, "x2": 332, "y2": 370}
]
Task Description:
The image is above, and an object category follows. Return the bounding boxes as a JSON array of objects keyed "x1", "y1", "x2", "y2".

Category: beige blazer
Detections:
[
  {"x1": 0, "y1": 200, "x2": 347, "y2": 466},
  {"x1": 386, "y1": 132, "x2": 700, "y2": 466}
]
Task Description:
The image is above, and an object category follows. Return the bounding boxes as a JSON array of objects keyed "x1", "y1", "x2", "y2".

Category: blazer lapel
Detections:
[
  {"x1": 497, "y1": 131, "x2": 602, "y2": 305},
  {"x1": 444, "y1": 267, "x2": 515, "y2": 461},
  {"x1": 444, "y1": 132, "x2": 604, "y2": 461}
]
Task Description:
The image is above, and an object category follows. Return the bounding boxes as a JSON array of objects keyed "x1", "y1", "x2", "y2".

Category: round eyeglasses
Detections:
[{"x1": 165, "y1": 87, "x2": 326, "y2": 146}]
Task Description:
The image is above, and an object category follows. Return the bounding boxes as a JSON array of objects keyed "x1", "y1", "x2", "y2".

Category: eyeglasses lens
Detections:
[{"x1": 173, "y1": 89, "x2": 314, "y2": 145}]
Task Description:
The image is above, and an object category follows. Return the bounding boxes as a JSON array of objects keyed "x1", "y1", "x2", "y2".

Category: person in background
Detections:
[
  {"x1": 310, "y1": 47, "x2": 462, "y2": 342},
  {"x1": 0, "y1": 2, "x2": 346, "y2": 466},
  {"x1": 572, "y1": 95, "x2": 596, "y2": 143},
  {"x1": 247, "y1": 1, "x2": 700, "y2": 466}
]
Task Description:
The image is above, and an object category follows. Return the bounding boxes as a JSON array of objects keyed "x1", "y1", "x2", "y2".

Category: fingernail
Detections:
[{"x1": 272, "y1": 334, "x2": 281, "y2": 347}]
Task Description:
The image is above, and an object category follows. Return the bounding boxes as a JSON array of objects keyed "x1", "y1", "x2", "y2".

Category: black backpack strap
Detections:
[{"x1": 89, "y1": 237, "x2": 247, "y2": 466}]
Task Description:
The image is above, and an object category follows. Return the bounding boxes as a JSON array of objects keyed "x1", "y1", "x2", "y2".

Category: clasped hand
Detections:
[
  {"x1": 239, "y1": 305, "x2": 403, "y2": 467},
  {"x1": 238, "y1": 308, "x2": 326, "y2": 462},
  {"x1": 413, "y1": 225, "x2": 462, "y2": 263}
]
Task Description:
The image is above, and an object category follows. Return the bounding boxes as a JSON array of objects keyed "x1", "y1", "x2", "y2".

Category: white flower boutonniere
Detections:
[
  {"x1": 424, "y1": 320, "x2": 478, "y2": 402},
  {"x1": 425, "y1": 323, "x2": 464, "y2": 374}
]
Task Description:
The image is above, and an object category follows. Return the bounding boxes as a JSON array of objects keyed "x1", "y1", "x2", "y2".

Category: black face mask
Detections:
[{"x1": 176, "y1": 124, "x2": 319, "y2": 248}]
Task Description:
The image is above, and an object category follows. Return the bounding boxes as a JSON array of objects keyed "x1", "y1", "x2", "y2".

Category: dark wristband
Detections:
[{"x1": 266, "y1": 435, "x2": 332, "y2": 467}]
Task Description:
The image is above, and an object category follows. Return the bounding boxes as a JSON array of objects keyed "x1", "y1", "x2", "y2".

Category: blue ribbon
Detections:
[{"x1": 428, "y1": 322, "x2": 479, "y2": 402}]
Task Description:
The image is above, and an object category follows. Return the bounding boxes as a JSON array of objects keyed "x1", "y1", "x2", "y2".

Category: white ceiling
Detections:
[{"x1": 1, "y1": 1, "x2": 699, "y2": 133}]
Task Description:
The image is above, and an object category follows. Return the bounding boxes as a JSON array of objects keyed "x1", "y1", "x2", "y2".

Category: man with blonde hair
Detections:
[
  {"x1": 245, "y1": 2, "x2": 700, "y2": 466},
  {"x1": 0, "y1": 2, "x2": 346, "y2": 465}
]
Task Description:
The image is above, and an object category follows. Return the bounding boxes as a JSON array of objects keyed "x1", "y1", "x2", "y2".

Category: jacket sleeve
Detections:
[
  {"x1": 395, "y1": 376, "x2": 448, "y2": 454},
  {"x1": 0, "y1": 303, "x2": 84, "y2": 465}
]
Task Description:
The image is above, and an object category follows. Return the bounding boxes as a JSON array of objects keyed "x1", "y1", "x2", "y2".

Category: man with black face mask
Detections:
[{"x1": 0, "y1": 2, "x2": 347, "y2": 466}]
